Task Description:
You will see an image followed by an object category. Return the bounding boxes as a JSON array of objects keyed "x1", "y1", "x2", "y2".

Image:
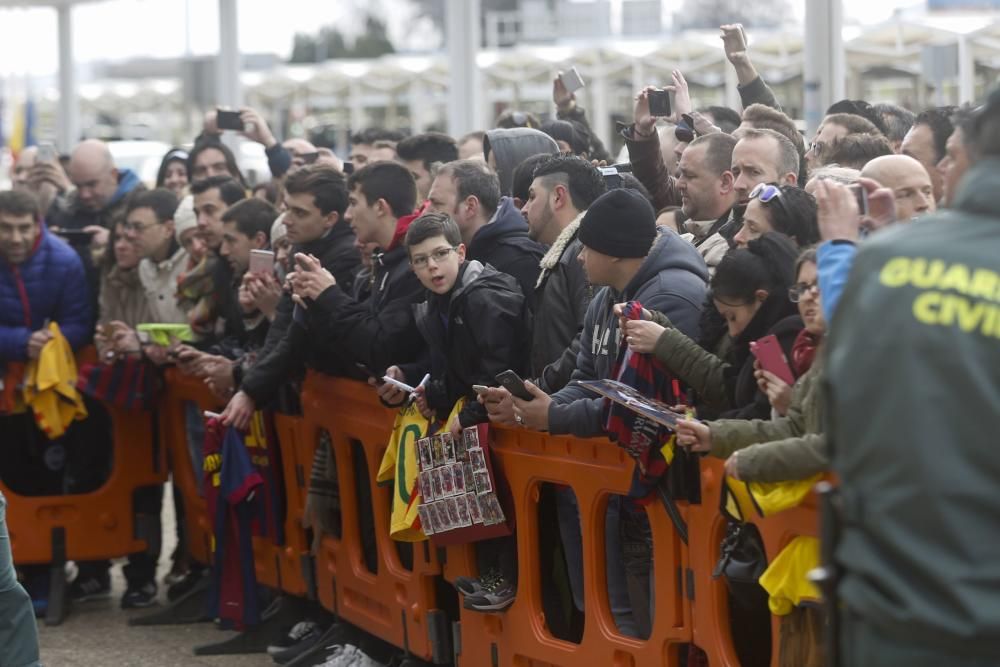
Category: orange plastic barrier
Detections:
[
  {"x1": 158, "y1": 368, "x2": 221, "y2": 566},
  {"x1": 446, "y1": 428, "x2": 692, "y2": 667},
  {"x1": 4, "y1": 348, "x2": 168, "y2": 565},
  {"x1": 300, "y1": 372, "x2": 448, "y2": 663},
  {"x1": 249, "y1": 411, "x2": 314, "y2": 598},
  {"x1": 687, "y1": 459, "x2": 820, "y2": 667}
]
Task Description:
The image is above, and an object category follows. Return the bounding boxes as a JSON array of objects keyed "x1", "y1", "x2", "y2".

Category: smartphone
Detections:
[
  {"x1": 560, "y1": 66, "x2": 585, "y2": 94},
  {"x1": 248, "y1": 249, "x2": 275, "y2": 274},
  {"x1": 849, "y1": 184, "x2": 869, "y2": 217},
  {"x1": 495, "y1": 370, "x2": 534, "y2": 402},
  {"x1": 342, "y1": 161, "x2": 354, "y2": 175},
  {"x1": 472, "y1": 384, "x2": 490, "y2": 395},
  {"x1": 750, "y1": 335, "x2": 795, "y2": 386},
  {"x1": 216, "y1": 108, "x2": 245, "y2": 131},
  {"x1": 648, "y1": 89, "x2": 671, "y2": 118},
  {"x1": 53, "y1": 228, "x2": 97, "y2": 242},
  {"x1": 382, "y1": 375, "x2": 416, "y2": 393},
  {"x1": 37, "y1": 142, "x2": 58, "y2": 163}
]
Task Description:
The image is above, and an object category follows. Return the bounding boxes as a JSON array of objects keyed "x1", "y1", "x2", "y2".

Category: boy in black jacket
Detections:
[
  {"x1": 391, "y1": 212, "x2": 530, "y2": 613},
  {"x1": 398, "y1": 213, "x2": 530, "y2": 433}
]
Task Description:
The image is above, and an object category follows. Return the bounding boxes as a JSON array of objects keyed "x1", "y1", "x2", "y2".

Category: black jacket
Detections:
[
  {"x1": 414, "y1": 261, "x2": 530, "y2": 428},
  {"x1": 532, "y1": 219, "x2": 591, "y2": 393},
  {"x1": 468, "y1": 197, "x2": 546, "y2": 306},
  {"x1": 309, "y1": 242, "x2": 425, "y2": 377},
  {"x1": 239, "y1": 222, "x2": 360, "y2": 405}
]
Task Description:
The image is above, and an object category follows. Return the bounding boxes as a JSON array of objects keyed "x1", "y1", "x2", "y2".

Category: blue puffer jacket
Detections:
[{"x1": 0, "y1": 225, "x2": 92, "y2": 361}]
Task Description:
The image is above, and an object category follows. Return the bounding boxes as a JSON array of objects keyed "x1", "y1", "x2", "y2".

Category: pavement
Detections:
[{"x1": 36, "y1": 485, "x2": 277, "y2": 667}]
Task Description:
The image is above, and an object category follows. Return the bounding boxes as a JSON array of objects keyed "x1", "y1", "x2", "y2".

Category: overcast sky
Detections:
[{"x1": 0, "y1": 0, "x2": 927, "y2": 77}]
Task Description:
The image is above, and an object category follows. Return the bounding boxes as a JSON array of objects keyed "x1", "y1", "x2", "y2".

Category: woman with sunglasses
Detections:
[
  {"x1": 673, "y1": 247, "x2": 828, "y2": 478},
  {"x1": 622, "y1": 232, "x2": 802, "y2": 422},
  {"x1": 733, "y1": 183, "x2": 819, "y2": 249}
]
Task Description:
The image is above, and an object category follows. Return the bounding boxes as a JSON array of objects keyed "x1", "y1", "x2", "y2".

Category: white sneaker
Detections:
[{"x1": 320, "y1": 644, "x2": 355, "y2": 667}]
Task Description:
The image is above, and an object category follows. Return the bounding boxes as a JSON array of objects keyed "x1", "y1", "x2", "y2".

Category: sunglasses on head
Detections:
[{"x1": 749, "y1": 182, "x2": 791, "y2": 220}]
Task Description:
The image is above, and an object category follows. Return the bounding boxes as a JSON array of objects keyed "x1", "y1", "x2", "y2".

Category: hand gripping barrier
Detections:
[
  {"x1": 445, "y1": 427, "x2": 692, "y2": 667},
  {"x1": 300, "y1": 372, "x2": 448, "y2": 663},
  {"x1": 4, "y1": 347, "x2": 166, "y2": 566},
  {"x1": 158, "y1": 367, "x2": 221, "y2": 567}
]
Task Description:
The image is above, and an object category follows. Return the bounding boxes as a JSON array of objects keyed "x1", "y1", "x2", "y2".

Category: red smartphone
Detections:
[{"x1": 750, "y1": 334, "x2": 795, "y2": 386}]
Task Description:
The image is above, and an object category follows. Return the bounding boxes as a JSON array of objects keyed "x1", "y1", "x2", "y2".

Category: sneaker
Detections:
[
  {"x1": 163, "y1": 559, "x2": 190, "y2": 587},
  {"x1": 121, "y1": 582, "x2": 158, "y2": 609},
  {"x1": 70, "y1": 574, "x2": 112, "y2": 602},
  {"x1": 321, "y1": 644, "x2": 384, "y2": 667},
  {"x1": 453, "y1": 569, "x2": 500, "y2": 597},
  {"x1": 166, "y1": 567, "x2": 205, "y2": 602},
  {"x1": 464, "y1": 575, "x2": 515, "y2": 612},
  {"x1": 266, "y1": 620, "x2": 322, "y2": 657}
]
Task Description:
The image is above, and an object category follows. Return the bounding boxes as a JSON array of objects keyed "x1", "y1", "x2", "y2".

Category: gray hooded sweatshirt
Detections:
[{"x1": 484, "y1": 128, "x2": 559, "y2": 195}]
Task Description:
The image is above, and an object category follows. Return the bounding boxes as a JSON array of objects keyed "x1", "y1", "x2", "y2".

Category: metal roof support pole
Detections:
[
  {"x1": 958, "y1": 34, "x2": 975, "y2": 104},
  {"x1": 56, "y1": 2, "x2": 79, "y2": 152},
  {"x1": 217, "y1": 0, "x2": 241, "y2": 109},
  {"x1": 804, "y1": 0, "x2": 845, "y2": 137},
  {"x1": 591, "y1": 60, "x2": 611, "y2": 154},
  {"x1": 446, "y1": 0, "x2": 481, "y2": 137}
]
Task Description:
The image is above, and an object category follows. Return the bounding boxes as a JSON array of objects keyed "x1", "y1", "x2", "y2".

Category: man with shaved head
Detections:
[
  {"x1": 47, "y1": 139, "x2": 145, "y2": 325},
  {"x1": 860, "y1": 154, "x2": 936, "y2": 223}
]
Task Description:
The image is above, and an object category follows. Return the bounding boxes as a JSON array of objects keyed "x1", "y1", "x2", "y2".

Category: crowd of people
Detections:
[{"x1": 0, "y1": 20, "x2": 998, "y2": 667}]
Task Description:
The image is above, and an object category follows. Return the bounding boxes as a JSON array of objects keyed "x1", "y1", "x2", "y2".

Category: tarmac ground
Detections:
[{"x1": 36, "y1": 485, "x2": 276, "y2": 667}]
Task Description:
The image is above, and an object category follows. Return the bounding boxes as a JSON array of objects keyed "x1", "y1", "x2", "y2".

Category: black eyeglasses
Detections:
[{"x1": 788, "y1": 281, "x2": 819, "y2": 303}]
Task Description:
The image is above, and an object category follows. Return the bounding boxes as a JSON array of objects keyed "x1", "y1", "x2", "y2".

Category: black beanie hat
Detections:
[{"x1": 578, "y1": 188, "x2": 657, "y2": 258}]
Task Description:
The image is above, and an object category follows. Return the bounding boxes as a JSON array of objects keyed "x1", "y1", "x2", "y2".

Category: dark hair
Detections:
[
  {"x1": 188, "y1": 138, "x2": 246, "y2": 187},
  {"x1": 0, "y1": 190, "x2": 39, "y2": 221},
  {"x1": 823, "y1": 112, "x2": 882, "y2": 137},
  {"x1": 964, "y1": 87, "x2": 1000, "y2": 161},
  {"x1": 511, "y1": 153, "x2": 556, "y2": 202},
  {"x1": 347, "y1": 161, "x2": 417, "y2": 218},
  {"x1": 494, "y1": 109, "x2": 541, "y2": 129},
  {"x1": 873, "y1": 103, "x2": 916, "y2": 144},
  {"x1": 189, "y1": 175, "x2": 247, "y2": 206},
  {"x1": 795, "y1": 246, "x2": 818, "y2": 279},
  {"x1": 825, "y1": 99, "x2": 888, "y2": 135},
  {"x1": 221, "y1": 198, "x2": 278, "y2": 242},
  {"x1": 914, "y1": 106, "x2": 958, "y2": 163},
  {"x1": 738, "y1": 128, "x2": 801, "y2": 180},
  {"x1": 758, "y1": 185, "x2": 819, "y2": 247},
  {"x1": 350, "y1": 128, "x2": 406, "y2": 146},
  {"x1": 395, "y1": 132, "x2": 459, "y2": 172},
  {"x1": 531, "y1": 154, "x2": 607, "y2": 211},
  {"x1": 700, "y1": 106, "x2": 742, "y2": 134},
  {"x1": 690, "y1": 132, "x2": 738, "y2": 175},
  {"x1": 404, "y1": 211, "x2": 462, "y2": 249},
  {"x1": 823, "y1": 133, "x2": 894, "y2": 170},
  {"x1": 540, "y1": 119, "x2": 589, "y2": 156},
  {"x1": 711, "y1": 232, "x2": 799, "y2": 304},
  {"x1": 155, "y1": 147, "x2": 189, "y2": 189},
  {"x1": 618, "y1": 173, "x2": 654, "y2": 207},
  {"x1": 126, "y1": 188, "x2": 179, "y2": 223},
  {"x1": 252, "y1": 181, "x2": 279, "y2": 205},
  {"x1": 436, "y1": 160, "x2": 502, "y2": 218},
  {"x1": 285, "y1": 164, "x2": 348, "y2": 216}
]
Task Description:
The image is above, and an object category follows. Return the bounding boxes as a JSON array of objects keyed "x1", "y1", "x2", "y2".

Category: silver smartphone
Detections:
[{"x1": 560, "y1": 67, "x2": 585, "y2": 94}]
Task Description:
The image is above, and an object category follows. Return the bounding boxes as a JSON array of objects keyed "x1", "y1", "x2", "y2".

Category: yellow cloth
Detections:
[
  {"x1": 723, "y1": 474, "x2": 822, "y2": 521},
  {"x1": 759, "y1": 536, "x2": 822, "y2": 615},
  {"x1": 377, "y1": 401, "x2": 434, "y2": 542},
  {"x1": 22, "y1": 323, "x2": 87, "y2": 439}
]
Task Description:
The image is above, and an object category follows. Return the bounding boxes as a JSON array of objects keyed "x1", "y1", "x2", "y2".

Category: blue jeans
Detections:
[
  {"x1": 559, "y1": 491, "x2": 639, "y2": 638},
  {"x1": 0, "y1": 491, "x2": 41, "y2": 667}
]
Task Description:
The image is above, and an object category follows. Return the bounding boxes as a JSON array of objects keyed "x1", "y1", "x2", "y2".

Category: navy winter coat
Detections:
[{"x1": 0, "y1": 225, "x2": 92, "y2": 361}]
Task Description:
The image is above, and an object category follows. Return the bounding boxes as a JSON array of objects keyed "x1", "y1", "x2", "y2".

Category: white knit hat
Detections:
[
  {"x1": 174, "y1": 195, "x2": 197, "y2": 244},
  {"x1": 270, "y1": 212, "x2": 288, "y2": 246}
]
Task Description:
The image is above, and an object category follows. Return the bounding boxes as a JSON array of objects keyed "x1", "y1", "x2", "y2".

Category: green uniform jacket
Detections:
[
  {"x1": 825, "y1": 158, "x2": 1000, "y2": 659},
  {"x1": 707, "y1": 356, "x2": 827, "y2": 483}
]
